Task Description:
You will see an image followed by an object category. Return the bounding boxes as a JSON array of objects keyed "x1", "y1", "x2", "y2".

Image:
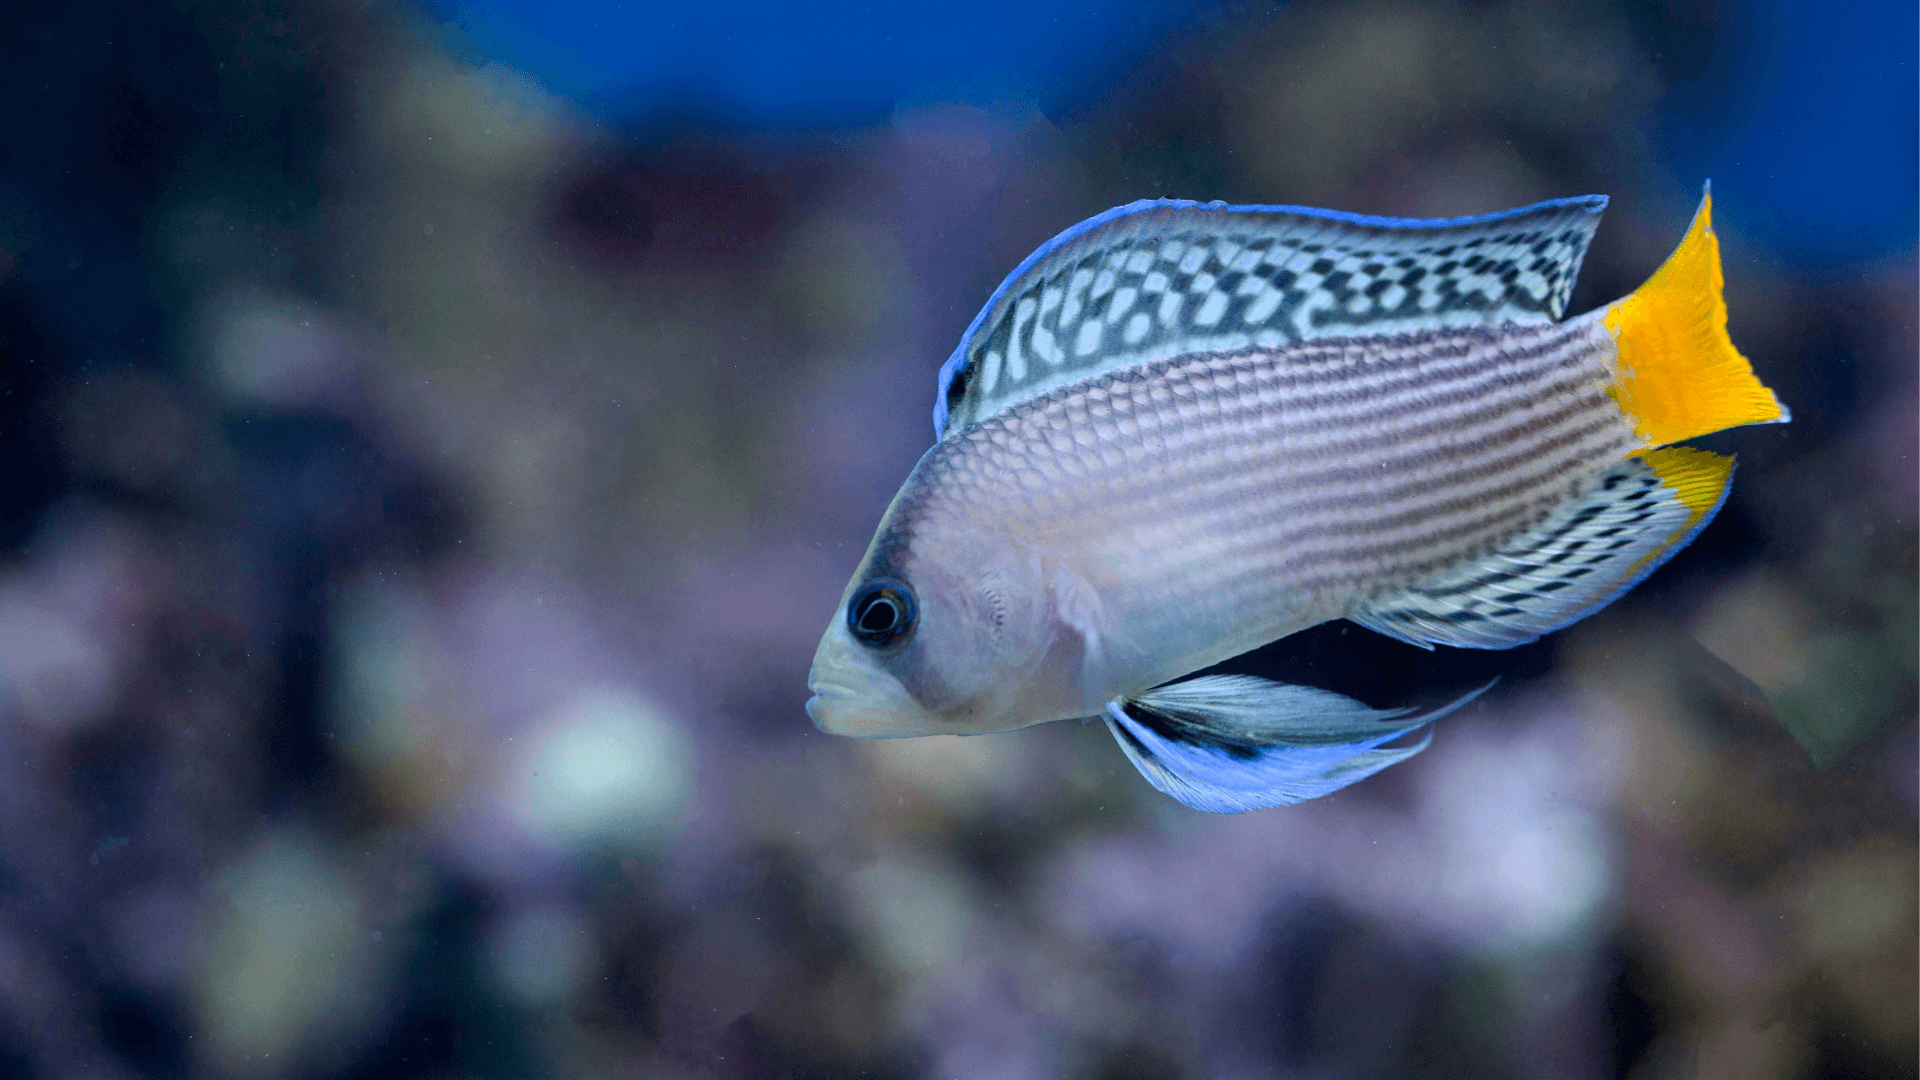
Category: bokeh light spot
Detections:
[{"x1": 517, "y1": 688, "x2": 693, "y2": 848}]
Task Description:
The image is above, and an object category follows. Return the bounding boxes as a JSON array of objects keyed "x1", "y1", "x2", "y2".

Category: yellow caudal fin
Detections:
[{"x1": 1602, "y1": 188, "x2": 1789, "y2": 446}]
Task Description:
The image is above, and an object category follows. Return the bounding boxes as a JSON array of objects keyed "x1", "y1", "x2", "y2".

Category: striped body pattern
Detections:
[
  {"x1": 810, "y1": 189, "x2": 1786, "y2": 813},
  {"x1": 901, "y1": 316, "x2": 1636, "y2": 692},
  {"x1": 1355, "y1": 448, "x2": 1731, "y2": 650}
]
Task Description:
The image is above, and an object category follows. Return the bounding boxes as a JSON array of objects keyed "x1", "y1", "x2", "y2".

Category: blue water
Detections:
[
  {"x1": 422, "y1": 0, "x2": 1220, "y2": 127},
  {"x1": 424, "y1": 0, "x2": 1918, "y2": 266}
]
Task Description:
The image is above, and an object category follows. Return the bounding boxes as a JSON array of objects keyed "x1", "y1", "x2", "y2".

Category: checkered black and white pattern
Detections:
[{"x1": 934, "y1": 195, "x2": 1608, "y2": 438}]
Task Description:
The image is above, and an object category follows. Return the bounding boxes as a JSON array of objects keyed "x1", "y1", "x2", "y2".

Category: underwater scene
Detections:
[{"x1": 0, "y1": 0, "x2": 1912, "y2": 1077}]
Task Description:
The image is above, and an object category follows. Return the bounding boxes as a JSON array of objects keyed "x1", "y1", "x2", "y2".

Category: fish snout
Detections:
[
  {"x1": 803, "y1": 677, "x2": 855, "y2": 733},
  {"x1": 804, "y1": 671, "x2": 911, "y2": 736},
  {"x1": 805, "y1": 636, "x2": 933, "y2": 737}
]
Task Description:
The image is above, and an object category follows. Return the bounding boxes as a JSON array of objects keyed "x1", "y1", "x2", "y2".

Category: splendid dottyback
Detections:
[{"x1": 807, "y1": 188, "x2": 1788, "y2": 813}]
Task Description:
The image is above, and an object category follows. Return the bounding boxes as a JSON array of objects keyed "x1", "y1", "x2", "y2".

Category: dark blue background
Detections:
[{"x1": 424, "y1": 0, "x2": 1917, "y2": 267}]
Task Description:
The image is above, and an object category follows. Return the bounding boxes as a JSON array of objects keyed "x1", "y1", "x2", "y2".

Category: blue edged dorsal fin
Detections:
[
  {"x1": 1351, "y1": 447, "x2": 1736, "y2": 651},
  {"x1": 934, "y1": 194, "x2": 1610, "y2": 438},
  {"x1": 1101, "y1": 675, "x2": 1491, "y2": 813}
]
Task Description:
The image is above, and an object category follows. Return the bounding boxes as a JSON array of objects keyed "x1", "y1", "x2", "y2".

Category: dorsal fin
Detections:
[
  {"x1": 933, "y1": 194, "x2": 1610, "y2": 438},
  {"x1": 1351, "y1": 447, "x2": 1735, "y2": 650}
]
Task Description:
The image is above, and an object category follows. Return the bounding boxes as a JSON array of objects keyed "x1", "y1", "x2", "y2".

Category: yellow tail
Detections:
[{"x1": 1602, "y1": 188, "x2": 1788, "y2": 447}]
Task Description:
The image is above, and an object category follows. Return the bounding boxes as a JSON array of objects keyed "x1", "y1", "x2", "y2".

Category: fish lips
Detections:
[{"x1": 805, "y1": 633, "x2": 936, "y2": 737}]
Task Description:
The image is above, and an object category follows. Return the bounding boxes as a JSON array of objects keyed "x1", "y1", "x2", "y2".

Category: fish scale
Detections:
[{"x1": 891, "y1": 317, "x2": 1640, "y2": 692}]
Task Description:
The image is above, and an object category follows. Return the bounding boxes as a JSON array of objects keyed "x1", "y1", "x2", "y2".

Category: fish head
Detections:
[{"x1": 806, "y1": 520, "x2": 1071, "y2": 737}]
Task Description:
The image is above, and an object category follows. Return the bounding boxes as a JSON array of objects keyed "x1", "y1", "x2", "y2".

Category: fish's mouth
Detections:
[
  {"x1": 806, "y1": 635, "x2": 936, "y2": 738},
  {"x1": 804, "y1": 673, "x2": 915, "y2": 737},
  {"x1": 803, "y1": 680, "x2": 851, "y2": 729}
]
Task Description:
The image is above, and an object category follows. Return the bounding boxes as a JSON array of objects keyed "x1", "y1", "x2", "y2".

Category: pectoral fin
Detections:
[
  {"x1": 1051, "y1": 568, "x2": 1114, "y2": 718},
  {"x1": 1102, "y1": 675, "x2": 1490, "y2": 813}
]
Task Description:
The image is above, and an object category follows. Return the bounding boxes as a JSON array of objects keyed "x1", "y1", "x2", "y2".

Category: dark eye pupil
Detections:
[
  {"x1": 848, "y1": 582, "x2": 914, "y2": 647},
  {"x1": 859, "y1": 598, "x2": 898, "y2": 633}
]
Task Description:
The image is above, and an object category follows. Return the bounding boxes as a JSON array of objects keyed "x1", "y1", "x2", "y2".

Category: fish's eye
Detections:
[{"x1": 848, "y1": 581, "x2": 915, "y2": 648}]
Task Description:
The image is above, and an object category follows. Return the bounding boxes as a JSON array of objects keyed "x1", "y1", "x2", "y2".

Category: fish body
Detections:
[{"x1": 808, "y1": 189, "x2": 1786, "y2": 811}]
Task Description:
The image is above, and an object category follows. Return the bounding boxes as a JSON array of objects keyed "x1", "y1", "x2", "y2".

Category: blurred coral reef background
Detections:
[{"x1": 0, "y1": 0, "x2": 1912, "y2": 1078}]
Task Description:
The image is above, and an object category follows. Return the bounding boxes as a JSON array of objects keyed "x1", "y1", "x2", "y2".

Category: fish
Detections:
[{"x1": 806, "y1": 186, "x2": 1788, "y2": 813}]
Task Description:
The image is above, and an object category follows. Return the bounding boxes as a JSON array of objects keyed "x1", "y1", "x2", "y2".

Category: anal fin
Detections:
[
  {"x1": 1103, "y1": 675, "x2": 1490, "y2": 813},
  {"x1": 1351, "y1": 447, "x2": 1735, "y2": 650}
]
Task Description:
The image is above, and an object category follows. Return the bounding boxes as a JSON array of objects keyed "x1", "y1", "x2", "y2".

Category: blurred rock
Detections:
[
  {"x1": 196, "y1": 830, "x2": 388, "y2": 1076},
  {"x1": 52, "y1": 370, "x2": 224, "y2": 506},
  {"x1": 487, "y1": 902, "x2": 594, "y2": 1006}
]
